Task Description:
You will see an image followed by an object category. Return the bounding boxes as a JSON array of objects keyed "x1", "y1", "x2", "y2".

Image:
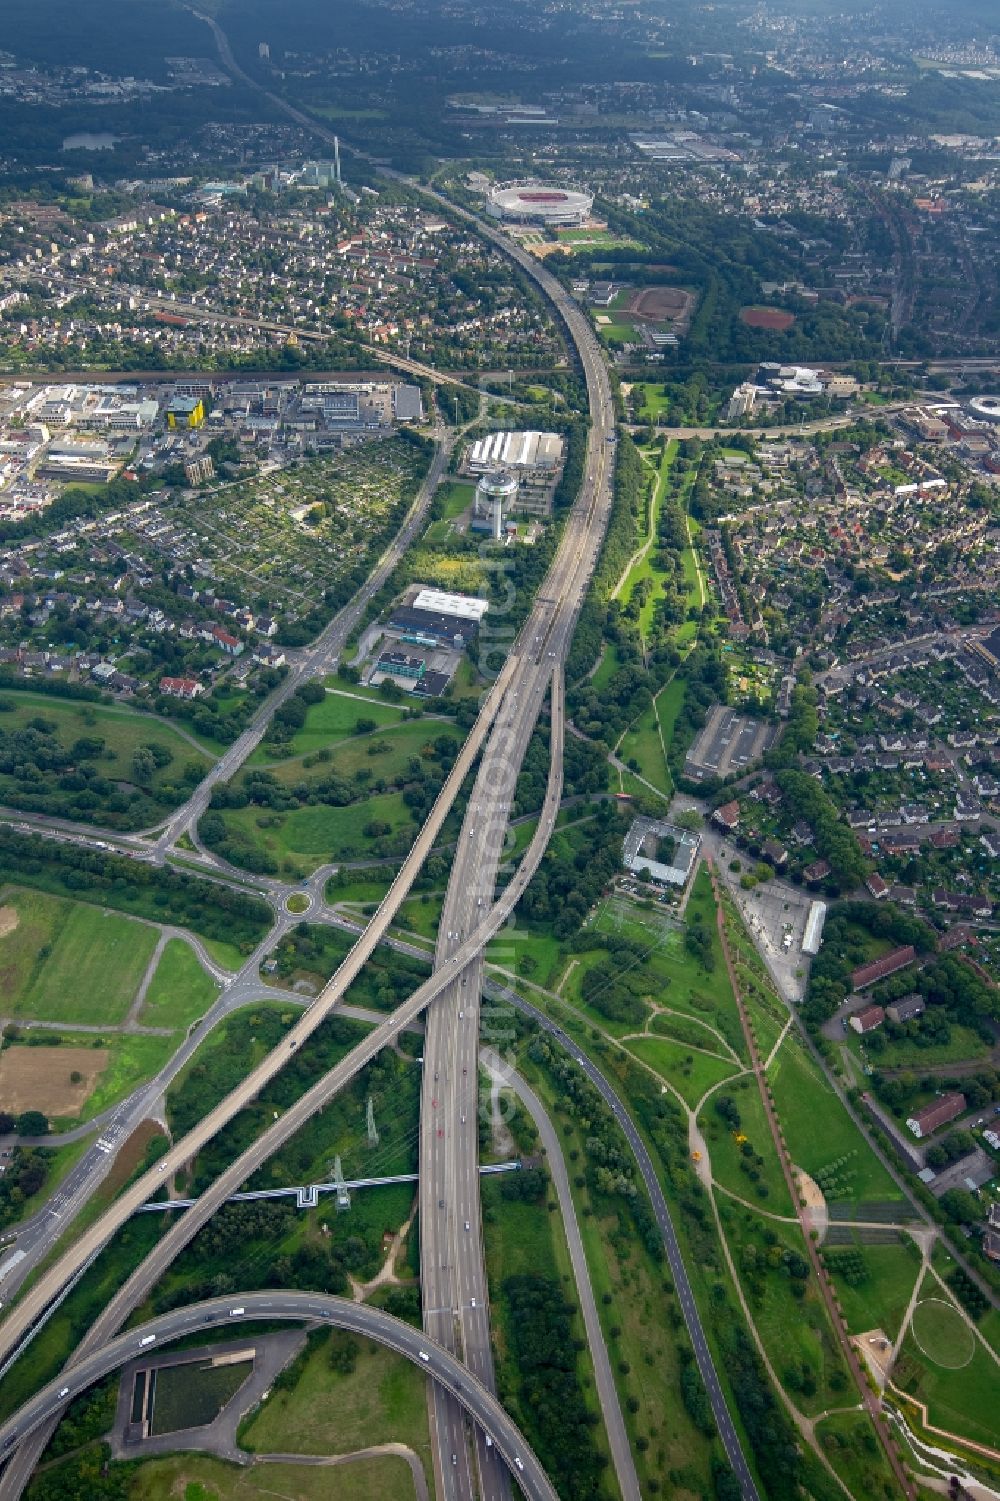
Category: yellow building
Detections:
[{"x1": 166, "y1": 396, "x2": 205, "y2": 430}]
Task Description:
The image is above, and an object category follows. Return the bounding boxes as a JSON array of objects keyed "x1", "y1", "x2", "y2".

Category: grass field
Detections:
[
  {"x1": 587, "y1": 641, "x2": 623, "y2": 693},
  {"x1": 895, "y1": 1309, "x2": 999, "y2": 1449},
  {"x1": 729, "y1": 1211, "x2": 852, "y2": 1417},
  {"x1": 150, "y1": 1359, "x2": 253, "y2": 1435},
  {"x1": 79, "y1": 1031, "x2": 177, "y2": 1122},
  {"x1": 435, "y1": 479, "x2": 475, "y2": 519},
  {"x1": 222, "y1": 789, "x2": 416, "y2": 873},
  {"x1": 252, "y1": 689, "x2": 405, "y2": 764},
  {"x1": 586, "y1": 879, "x2": 746, "y2": 1062},
  {"x1": 825, "y1": 1236, "x2": 922, "y2": 1340},
  {"x1": 481, "y1": 1168, "x2": 616, "y2": 1498},
  {"x1": 848, "y1": 1022, "x2": 988, "y2": 1070},
  {"x1": 140, "y1": 939, "x2": 221, "y2": 1032},
  {"x1": 626, "y1": 1034, "x2": 738, "y2": 1109},
  {"x1": 126, "y1": 1454, "x2": 418, "y2": 1501},
  {"x1": 0, "y1": 887, "x2": 157, "y2": 1026},
  {"x1": 768, "y1": 1030, "x2": 903, "y2": 1207},
  {"x1": 617, "y1": 677, "x2": 686, "y2": 799},
  {"x1": 616, "y1": 441, "x2": 678, "y2": 621},
  {"x1": 485, "y1": 927, "x2": 564, "y2": 989},
  {"x1": 595, "y1": 317, "x2": 640, "y2": 342},
  {"x1": 634, "y1": 383, "x2": 671, "y2": 422},
  {"x1": 699, "y1": 1074, "x2": 793, "y2": 1213},
  {"x1": 909, "y1": 1296, "x2": 976, "y2": 1369},
  {"x1": 240, "y1": 1329, "x2": 431, "y2": 1484}
]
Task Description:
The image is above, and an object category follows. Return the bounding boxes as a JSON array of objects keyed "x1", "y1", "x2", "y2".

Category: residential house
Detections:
[
  {"x1": 851, "y1": 946, "x2": 916, "y2": 992},
  {"x1": 886, "y1": 994, "x2": 925, "y2": 1024},
  {"x1": 906, "y1": 1092, "x2": 966, "y2": 1139},
  {"x1": 850, "y1": 1004, "x2": 884, "y2": 1035}
]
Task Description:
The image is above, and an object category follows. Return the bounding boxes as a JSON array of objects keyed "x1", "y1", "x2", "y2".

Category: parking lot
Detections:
[{"x1": 684, "y1": 704, "x2": 779, "y2": 781}]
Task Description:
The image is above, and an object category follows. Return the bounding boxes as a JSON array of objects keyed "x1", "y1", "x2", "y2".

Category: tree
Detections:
[
  {"x1": 15, "y1": 1110, "x2": 48, "y2": 1137},
  {"x1": 130, "y1": 746, "x2": 156, "y2": 786}
]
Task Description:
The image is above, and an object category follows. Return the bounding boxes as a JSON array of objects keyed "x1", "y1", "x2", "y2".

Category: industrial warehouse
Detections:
[{"x1": 364, "y1": 587, "x2": 490, "y2": 696}]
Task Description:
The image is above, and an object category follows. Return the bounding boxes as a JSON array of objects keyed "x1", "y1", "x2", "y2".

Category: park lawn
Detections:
[
  {"x1": 895, "y1": 1316, "x2": 1000, "y2": 1450},
  {"x1": 649, "y1": 1006, "x2": 735, "y2": 1054},
  {"x1": 767, "y1": 1031, "x2": 903, "y2": 1206},
  {"x1": 627, "y1": 1034, "x2": 738, "y2": 1109},
  {"x1": 252, "y1": 690, "x2": 405, "y2": 763},
  {"x1": 618, "y1": 440, "x2": 677, "y2": 602},
  {"x1": 0, "y1": 887, "x2": 158, "y2": 1026},
  {"x1": 825, "y1": 1235, "x2": 923, "y2": 1339},
  {"x1": 814, "y1": 1411, "x2": 900, "y2": 1500},
  {"x1": 140, "y1": 939, "x2": 221, "y2": 1032},
  {"x1": 0, "y1": 689, "x2": 212, "y2": 790},
  {"x1": 977, "y1": 1304, "x2": 1000, "y2": 1359},
  {"x1": 698, "y1": 1074, "x2": 793, "y2": 1214},
  {"x1": 127, "y1": 1453, "x2": 418, "y2": 1501},
  {"x1": 738, "y1": 974, "x2": 788, "y2": 1062},
  {"x1": 519, "y1": 1055, "x2": 717, "y2": 1496},
  {"x1": 221, "y1": 790, "x2": 416, "y2": 871},
  {"x1": 240, "y1": 1328, "x2": 432, "y2": 1482},
  {"x1": 589, "y1": 885, "x2": 747, "y2": 1059},
  {"x1": 618, "y1": 701, "x2": 671, "y2": 796},
  {"x1": 635, "y1": 383, "x2": 670, "y2": 422}
]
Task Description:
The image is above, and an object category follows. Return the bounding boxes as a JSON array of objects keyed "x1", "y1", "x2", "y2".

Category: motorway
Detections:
[
  {"x1": 0, "y1": 1295, "x2": 556, "y2": 1501},
  {"x1": 0, "y1": 34, "x2": 754, "y2": 1501},
  {"x1": 0, "y1": 686, "x2": 567, "y2": 1499},
  {"x1": 414, "y1": 202, "x2": 619, "y2": 1501}
]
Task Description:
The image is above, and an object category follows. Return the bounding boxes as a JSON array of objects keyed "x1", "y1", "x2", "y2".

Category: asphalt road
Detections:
[
  {"x1": 0, "y1": 650, "x2": 519, "y2": 1372},
  {"x1": 0, "y1": 1294, "x2": 556, "y2": 1501},
  {"x1": 485, "y1": 979, "x2": 762, "y2": 1501},
  {"x1": 1, "y1": 45, "x2": 747, "y2": 1501},
  {"x1": 0, "y1": 719, "x2": 567, "y2": 1498}
]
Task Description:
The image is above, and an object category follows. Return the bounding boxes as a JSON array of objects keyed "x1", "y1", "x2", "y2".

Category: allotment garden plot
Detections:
[{"x1": 123, "y1": 440, "x2": 428, "y2": 620}]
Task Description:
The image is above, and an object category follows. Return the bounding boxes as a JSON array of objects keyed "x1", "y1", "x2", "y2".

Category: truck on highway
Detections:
[{"x1": 0, "y1": 1250, "x2": 26, "y2": 1283}]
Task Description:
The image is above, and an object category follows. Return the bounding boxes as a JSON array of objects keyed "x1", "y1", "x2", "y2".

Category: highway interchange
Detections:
[
  {"x1": 0, "y1": 43, "x2": 760, "y2": 1501},
  {"x1": 0, "y1": 1295, "x2": 557, "y2": 1501}
]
